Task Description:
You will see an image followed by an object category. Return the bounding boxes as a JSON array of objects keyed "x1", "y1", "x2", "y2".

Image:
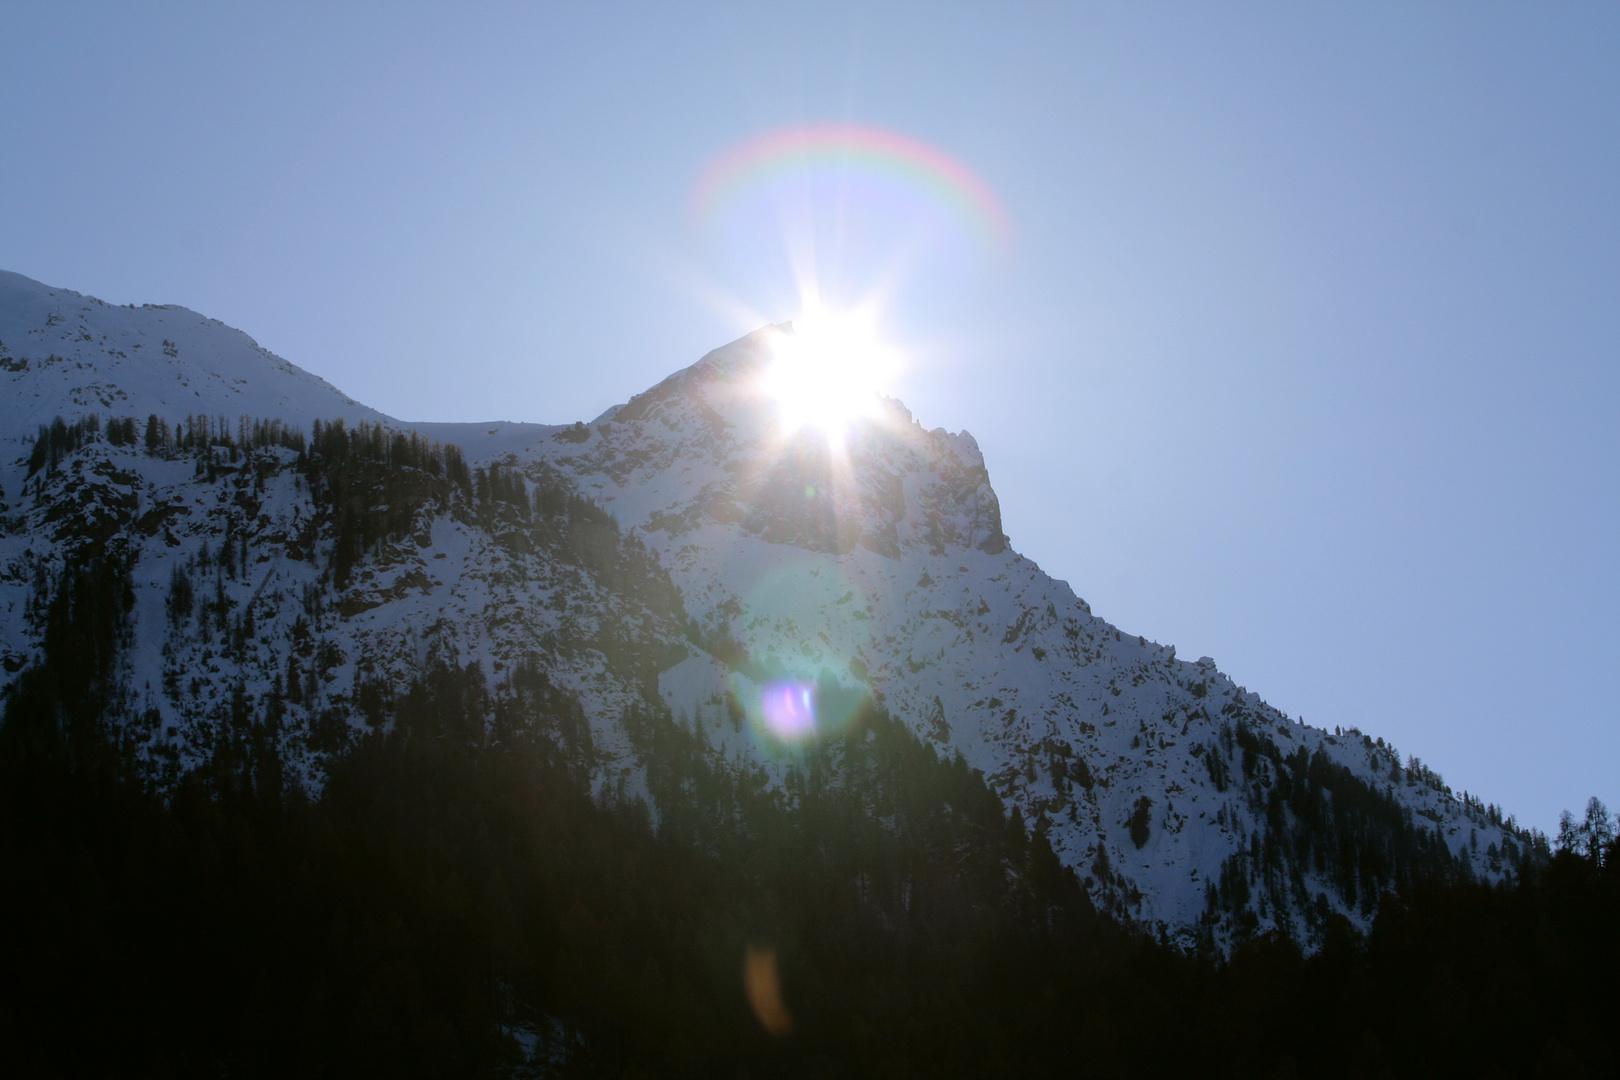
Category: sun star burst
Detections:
[{"x1": 761, "y1": 309, "x2": 899, "y2": 443}]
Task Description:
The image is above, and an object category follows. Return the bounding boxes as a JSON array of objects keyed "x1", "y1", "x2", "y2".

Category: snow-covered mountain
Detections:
[
  {"x1": 0, "y1": 271, "x2": 1538, "y2": 948},
  {"x1": 0, "y1": 270, "x2": 561, "y2": 460},
  {"x1": 0, "y1": 270, "x2": 389, "y2": 435}
]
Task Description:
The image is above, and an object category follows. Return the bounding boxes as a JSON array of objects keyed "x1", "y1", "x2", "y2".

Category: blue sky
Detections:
[{"x1": 3, "y1": 2, "x2": 1616, "y2": 832}]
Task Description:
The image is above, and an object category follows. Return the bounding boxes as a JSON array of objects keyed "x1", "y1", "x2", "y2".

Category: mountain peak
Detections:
[
  {"x1": 535, "y1": 324, "x2": 1007, "y2": 561},
  {"x1": 609, "y1": 323, "x2": 783, "y2": 426}
]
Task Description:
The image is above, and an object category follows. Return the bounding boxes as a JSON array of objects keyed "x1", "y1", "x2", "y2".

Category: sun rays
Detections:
[{"x1": 759, "y1": 306, "x2": 899, "y2": 445}]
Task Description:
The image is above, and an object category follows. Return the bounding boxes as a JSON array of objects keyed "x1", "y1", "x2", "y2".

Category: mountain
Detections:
[
  {"x1": 0, "y1": 270, "x2": 1541, "y2": 949},
  {"x1": 0, "y1": 270, "x2": 389, "y2": 435},
  {"x1": 0, "y1": 269, "x2": 561, "y2": 460}
]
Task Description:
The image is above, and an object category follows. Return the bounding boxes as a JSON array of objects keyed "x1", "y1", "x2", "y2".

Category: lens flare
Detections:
[
  {"x1": 762, "y1": 308, "x2": 898, "y2": 441},
  {"x1": 684, "y1": 124, "x2": 1015, "y2": 352},
  {"x1": 691, "y1": 123, "x2": 1014, "y2": 258},
  {"x1": 760, "y1": 681, "x2": 817, "y2": 740},
  {"x1": 744, "y1": 944, "x2": 793, "y2": 1037}
]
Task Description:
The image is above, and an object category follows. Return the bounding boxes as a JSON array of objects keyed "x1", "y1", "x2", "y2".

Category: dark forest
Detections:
[{"x1": 1, "y1": 558, "x2": 1615, "y2": 1078}]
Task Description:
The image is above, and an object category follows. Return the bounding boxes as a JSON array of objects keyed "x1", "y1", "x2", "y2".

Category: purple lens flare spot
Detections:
[{"x1": 761, "y1": 681, "x2": 817, "y2": 739}]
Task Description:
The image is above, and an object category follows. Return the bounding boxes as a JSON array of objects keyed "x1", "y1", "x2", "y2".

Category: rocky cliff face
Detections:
[{"x1": 0, "y1": 272, "x2": 1538, "y2": 949}]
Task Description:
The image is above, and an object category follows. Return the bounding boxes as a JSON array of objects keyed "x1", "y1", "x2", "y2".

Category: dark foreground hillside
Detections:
[{"x1": 1, "y1": 559, "x2": 1615, "y2": 1078}]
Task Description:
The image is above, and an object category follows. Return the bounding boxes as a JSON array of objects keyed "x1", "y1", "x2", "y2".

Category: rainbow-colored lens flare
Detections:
[{"x1": 690, "y1": 123, "x2": 1014, "y2": 259}]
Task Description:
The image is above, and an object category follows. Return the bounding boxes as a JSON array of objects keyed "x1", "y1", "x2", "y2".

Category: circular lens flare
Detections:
[
  {"x1": 761, "y1": 681, "x2": 817, "y2": 740},
  {"x1": 763, "y1": 308, "x2": 898, "y2": 441}
]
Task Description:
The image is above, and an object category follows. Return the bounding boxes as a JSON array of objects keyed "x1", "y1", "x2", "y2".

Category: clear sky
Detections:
[{"x1": 4, "y1": 2, "x2": 1616, "y2": 834}]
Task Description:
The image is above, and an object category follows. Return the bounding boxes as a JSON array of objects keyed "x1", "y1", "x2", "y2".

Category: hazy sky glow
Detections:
[{"x1": 3, "y1": 2, "x2": 1616, "y2": 832}]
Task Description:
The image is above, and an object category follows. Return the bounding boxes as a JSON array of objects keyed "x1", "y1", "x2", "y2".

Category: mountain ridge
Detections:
[{"x1": 0, "y1": 270, "x2": 565, "y2": 461}]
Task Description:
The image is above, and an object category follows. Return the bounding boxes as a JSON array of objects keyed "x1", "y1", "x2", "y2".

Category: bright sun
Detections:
[{"x1": 761, "y1": 308, "x2": 899, "y2": 441}]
